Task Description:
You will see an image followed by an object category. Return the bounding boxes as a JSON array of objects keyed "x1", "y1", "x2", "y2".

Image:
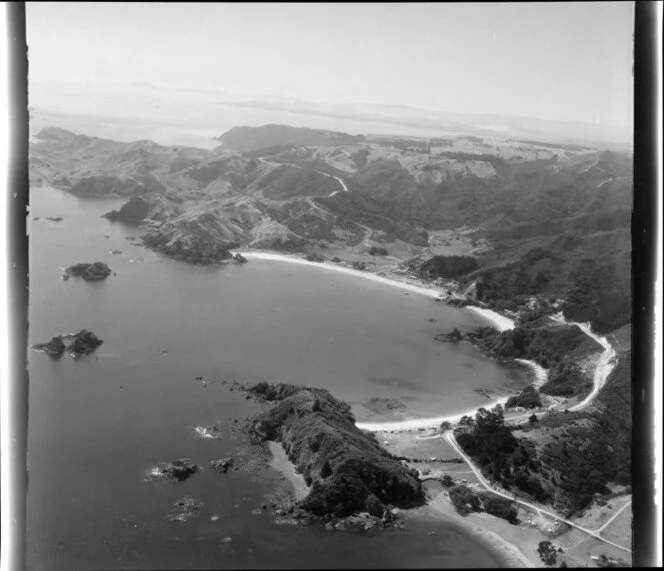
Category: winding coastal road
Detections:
[
  {"x1": 443, "y1": 431, "x2": 632, "y2": 553},
  {"x1": 358, "y1": 302, "x2": 630, "y2": 554}
]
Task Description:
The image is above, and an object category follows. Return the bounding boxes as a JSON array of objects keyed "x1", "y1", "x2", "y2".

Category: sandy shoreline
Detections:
[
  {"x1": 237, "y1": 250, "x2": 533, "y2": 433},
  {"x1": 267, "y1": 441, "x2": 309, "y2": 501},
  {"x1": 423, "y1": 494, "x2": 542, "y2": 568},
  {"x1": 235, "y1": 251, "x2": 446, "y2": 299}
]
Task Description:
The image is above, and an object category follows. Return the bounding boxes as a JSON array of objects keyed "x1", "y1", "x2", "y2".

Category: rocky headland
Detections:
[{"x1": 246, "y1": 382, "x2": 424, "y2": 519}]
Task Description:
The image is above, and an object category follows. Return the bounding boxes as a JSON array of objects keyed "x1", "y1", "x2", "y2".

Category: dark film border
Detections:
[
  {"x1": 632, "y1": 0, "x2": 661, "y2": 567},
  {"x1": 2, "y1": 1, "x2": 661, "y2": 569},
  {"x1": 4, "y1": 2, "x2": 29, "y2": 571}
]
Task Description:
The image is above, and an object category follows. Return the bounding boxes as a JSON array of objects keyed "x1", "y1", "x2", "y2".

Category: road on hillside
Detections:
[{"x1": 442, "y1": 431, "x2": 632, "y2": 554}]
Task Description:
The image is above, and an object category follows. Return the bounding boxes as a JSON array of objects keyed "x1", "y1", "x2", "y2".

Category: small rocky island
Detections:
[
  {"x1": 65, "y1": 262, "x2": 112, "y2": 281},
  {"x1": 156, "y1": 458, "x2": 202, "y2": 482},
  {"x1": 247, "y1": 382, "x2": 423, "y2": 518},
  {"x1": 32, "y1": 329, "x2": 104, "y2": 358}
]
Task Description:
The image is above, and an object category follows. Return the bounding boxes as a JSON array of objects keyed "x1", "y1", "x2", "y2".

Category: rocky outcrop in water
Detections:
[
  {"x1": 157, "y1": 458, "x2": 201, "y2": 482},
  {"x1": 66, "y1": 262, "x2": 112, "y2": 281},
  {"x1": 233, "y1": 253, "x2": 248, "y2": 263},
  {"x1": 32, "y1": 329, "x2": 103, "y2": 358},
  {"x1": 211, "y1": 457, "x2": 234, "y2": 473},
  {"x1": 32, "y1": 336, "x2": 66, "y2": 356},
  {"x1": 247, "y1": 382, "x2": 423, "y2": 517},
  {"x1": 167, "y1": 496, "x2": 203, "y2": 522}
]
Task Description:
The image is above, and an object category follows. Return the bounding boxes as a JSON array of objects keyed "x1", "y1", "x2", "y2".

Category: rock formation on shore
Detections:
[
  {"x1": 65, "y1": 262, "x2": 112, "y2": 281},
  {"x1": 247, "y1": 382, "x2": 423, "y2": 517},
  {"x1": 32, "y1": 329, "x2": 104, "y2": 358}
]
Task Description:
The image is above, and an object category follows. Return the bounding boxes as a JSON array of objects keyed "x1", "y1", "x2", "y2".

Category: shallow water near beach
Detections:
[{"x1": 26, "y1": 186, "x2": 525, "y2": 569}]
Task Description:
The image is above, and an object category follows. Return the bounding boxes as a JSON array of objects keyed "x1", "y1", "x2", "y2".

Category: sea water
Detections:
[{"x1": 26, "y1": 186, "x2": 522, "y2": 569}]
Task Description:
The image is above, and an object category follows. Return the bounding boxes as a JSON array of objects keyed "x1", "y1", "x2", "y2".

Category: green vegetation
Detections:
[
  {"x1": 435, "y1": 151, "x2": 505, "y2": 168},
  {"x1": 537, "y1": 541, "x2": 558, "y2": 566},
  {"x1": 467, "y1": 323, "x2": 598, "y2": 401},
  {"x1": 540, "y1": 362, "x2": 591, "y2": 397},
  {"x1": 350, "y1": 148, "x2": 370, "y2": 169},
  {"x1": 419, "y1": 255, "x2": 478, "y2": 279},
  {"x1": 449, "y1": 484, "x2": 480, "y2": 515},
  {"x1": 305, "y1": 252, "x2": 326, "y2": 262},
  {"x1": 506, "y1": 385, "x2": 543, "y2": 409},
  {"x1": 456, "y1": 405, "x2": 550, "y2": 501},
  {"x1": 368, "y1": 246, "x2": 389, "y2": 256},
  {"x1": 350, "y1": 260, "x2": 366, "y2": 271},
  {"x1": 441, "y1": 474, "x2": 454, "y2": 487},
  {"x1": 535, "y1": 353, "x2": 632, "y2": 516},
  {"x1": 448, "y1": 484, "x2": 518, "y2": 523}
]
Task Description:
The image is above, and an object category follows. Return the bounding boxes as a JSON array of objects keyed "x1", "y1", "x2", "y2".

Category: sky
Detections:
[{"x1": 25, "y1": 2, "x2": 634, "y2": 128}]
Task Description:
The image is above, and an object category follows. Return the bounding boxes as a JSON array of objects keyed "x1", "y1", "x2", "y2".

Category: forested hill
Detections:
[{"x1": 30, "y1": 125, "x2": 632, "y2": 333}]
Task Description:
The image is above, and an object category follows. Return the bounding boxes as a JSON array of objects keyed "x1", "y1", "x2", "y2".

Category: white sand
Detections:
[
  {"x1": 466, "y1": 306, "x2": 516, "y2": 331},
  {"x1": 235, "y1": 251, "x2": 445, "y2": 299},
  {"x1": 514, "y1": 359, "x2": 548, "y2": 388},
  {"x1": 237, "y1": 250, "x2": 524, "y2": 433}
]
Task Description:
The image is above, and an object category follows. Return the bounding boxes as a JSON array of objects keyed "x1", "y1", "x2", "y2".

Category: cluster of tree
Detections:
[
  {"x1": 535, "y1": 354, "x2": 632, "y2": 516},
  {"x1": 435, "y1": 151, "x2": 505, "y2": 168},
  {"x1": 305, "y1": 252, "x2": 326, "y2": 262},
  {"x1": 418, "y1": 255, "x2": 478, "y2": 280},
  {"x1": 506, "y1": 385, "x2": 543, "y2": 409},
  {"x1": 469, "y1": 323, "x2": 589, "y2": 371},
  {"x1": 564, "y1": 286, "x2": 631, "y2": 335},
  {"x1": 368, "y1": 246, "x2": 389, "y2": 256},
  {"x1": 350, "y1": 148, "x2": 370, "y2": 169},
  {"x1": 448, "y1": 484, "x2": 518, "y2": 523},
  {"x1": 429, "y1": 138, "x2": 454, "y2": 147},
  {"x1": 376, "y1": 139, "x2": 431, "y2": 153},
  {"x1": 456, "y1": 405, "x2": 550, "y2": 502},
  {"x1": 539, "y1": 362, "x2": 591, "y2": 397},
  {"x1": 474, "y1": 263, "x2": 558, "y2": 304},
  {"x1": 350, "y1": 260, "x2": 367, "y2": 271},
  {"x1": 537, "y1": 541, "x2": 558, "y2": 566},
  {"x1": 516, "y1": 139, "x2": 592, "y2": 152}
]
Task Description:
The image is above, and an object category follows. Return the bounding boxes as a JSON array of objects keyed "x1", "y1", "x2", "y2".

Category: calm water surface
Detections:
[{"x1": 26, "y1": 186, "x2": 521, "y2": 569}]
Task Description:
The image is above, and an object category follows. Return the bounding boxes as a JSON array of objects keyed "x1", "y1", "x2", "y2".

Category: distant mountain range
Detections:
[{"x1": 29, "y1": 80, "x2": 632, "y2": 149}]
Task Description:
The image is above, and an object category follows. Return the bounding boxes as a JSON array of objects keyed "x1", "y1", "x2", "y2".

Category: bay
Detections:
[{"x1": 26, "y1": 186, "x2": 520, "y2": 569}]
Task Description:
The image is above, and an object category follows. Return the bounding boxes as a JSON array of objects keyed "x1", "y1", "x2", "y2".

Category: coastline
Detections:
[
  {"x1": 421, "y1": 495, "x2": 542, "y2": 568},
  {"x1": 236, "y1": 249, "x2": 531, "y2": 433},
  {"x1": 235, "y1": 250, "x2": 446, "y2": 299}
]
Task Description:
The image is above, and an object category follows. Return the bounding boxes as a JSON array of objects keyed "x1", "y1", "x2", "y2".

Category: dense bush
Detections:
[
  {"x1": 537, "y1": 541, "x2": 558, "y2": 566},
  {"x1": 540, "y1": 362, "x2": 591, "y2": 397},
  {"x1": 441, "y1": 474, "x2": 454, "y2": 487},
  {"x1": 479, "y1": 493, "x2": 518, "y2": 524},
  {"x1": 305, "y1": 252, "x2": 325, "y2": 262},
  {"x1": 369, "y1": 246, "x2": 389, "y2": 256},
  {"x1": 506, "y1": 385, "x2": 543, "y2": 409},
  {"x1": 419, "y1": 255, "x2": 478, "y2": 279},
  {"x1": 456, "y1": 405, "x2": 550, "y2": 501},
  {"x1": 449, "y1": 484, "x2": 480, "y2": 516},
  {"x1": 350, "y1": 260, "x2": 366, "y2": 271}
]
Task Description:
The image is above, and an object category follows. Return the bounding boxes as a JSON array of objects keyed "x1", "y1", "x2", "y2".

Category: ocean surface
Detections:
[{"x1": 26, "y1": 186, "x2": 528, "y2": 569}]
